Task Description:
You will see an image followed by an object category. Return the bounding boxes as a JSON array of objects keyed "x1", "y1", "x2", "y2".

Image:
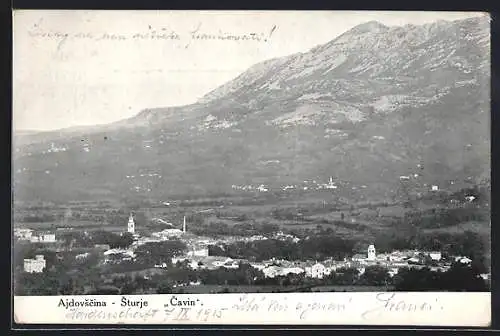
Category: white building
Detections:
[
  {"x1": 272, "y1": 231, "x2": 300, "y2": 242},
  {"x1": 103, "y1": 249, "x2": 136, "y2": 263},
  {"x1": 75, "y1": 252, "x2": 90, "y2": 260},
  {"x1": 429, "y1": 252, "x2": 442, "y2": 261},
  {"x1": 213, "y1": 257, "x2": 234, "y2": 268},
  {"x1": 134, "y1": 236, "x2": 162, "y2": 246},
  {"x1": 480, "y1": 273, "x2": 491, "y2": 281},
  {"x1": 152, "y1": 216, "x2": 187, "y2": 239},
  {"x1": 222, "y1": 259, "x2": 240, "y2": 269},
  {"x1": 246, "y1": 235, "x2": 268, "y2": 242},
  {"x1": 176, "y1": 256, "x2": 234, "y2": 270},
  {"x1": 281, "y1": 267, "x2": 305, "y2": 276},
  {"x1": 257, "y1": 185, "x2": 269, "y2": 192},
  {"x1": 250, "y1": 263, "x2": 266, "y2": 271},
  {"x1": 431, "y1": 185, "x2": 439, "y2": 191},
  {"x1": 154, "y1": 262, "x2": 169, "y2": 269},
  {"x1": 262, "y1": 266, "x2": 281, "y2": 278},
  {"x1": 30, "y1": 232, "x2": 56, "y2": 243},
  {"x1": 186, "y1": 246, "x2": 209, "y2": 258},
  {"x1": 388, "y1": 251, "x2": 407, "y2": 262},
  {"x1": 14, "y1": 228, "x2": 33, "y2": 240},
  {"x1": 455, "y1": 256, "x2": 472, "y2": 264},
  {"x1": 323, "y1": 177, "x2": 338, "y2": 189},
  {"x1": 41, "y1": 233, "x2": 56, "y2": 243},
  {"x1": 465, "y1": 195, "x2": 476, "y2": 202},
  {"x1": 152, "y1": 228, "x2": 184, "y2": 239},
  {"x1": 352, "y1": 254, "x2": 366, "y2": 262},
  {"x1": 171, "y1": 255, "x2": 188, "y2": 264},
  {"x1": 103, "y1": 250, "x2": 136, "y2": 264},
  {"x1": 305, "y1": 263, "x2": 328, "y2": 279},
  {"x1": 367, "y1": 244, "x2": 376, "y2": 261},
  {"x1": 24, "y1": 255, "x2": 46, "y2": 273},
  {"x1": 388, "y1": 268, "x2": 399, "y2": 277},
  {"x1": 104, "y1": 248, "x2": 135, "y2": 256},
  {"x1": 127, "y1": 213, "x2": 135, "y2": 234}
]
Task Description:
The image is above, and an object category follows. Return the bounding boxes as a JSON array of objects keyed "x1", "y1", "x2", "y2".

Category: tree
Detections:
[
  {"x1": 89, "y1": 286, "x2": 120, "y2": 295},
  {"x1": 91, "y1": 231, "x2": 124, "y2": 247},
  {"x1": 176, "y1": 259, "x2": 191, "y2": 269},
  {"x1": 261, "y1": 223, "x2": 280, "y2": 236},
  {"x1": 135, "y1": 240, "x2": 187, "y2": 266},
  {"x1": 329, "y1": 267, "x2": 360, "y2": 285},
  {"x1": 58, "y1": 275, "x2": 87, "y2": 295},
  {"x1": 439, "y1": 263, "x2": 488, "y2": 292},
  {"x1": 157, "y1": 281, "x2": 173, "y2": 294},
  {"x1": 208, "y1": 244, "x2": 225, "y2": 257},
  {"x1": 114, "y1": 232, "x2": 134, "y2": 249},
  {"x1": 120, "y1": 280, "x2": 138, "y2": 295},
  {"x1": 358, "y1": 266, "x2": 391, "y2": 286},
  {"x1": 394, "y1": 264, "x2": 488, "y2": 292}
]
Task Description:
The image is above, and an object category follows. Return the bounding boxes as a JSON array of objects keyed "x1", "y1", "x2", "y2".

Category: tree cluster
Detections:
[
  {"x1": 134, "y1": 240, "x2": 187, "y2": 267},
  {"x1": 90, "y1": 231, "x2": 135, "y2": 249},
  {"x1": 209, "y1": 234, "x2": 356, "y2": 262}
]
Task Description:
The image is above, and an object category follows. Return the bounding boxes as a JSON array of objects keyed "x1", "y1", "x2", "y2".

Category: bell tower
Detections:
[
  {"x1": 367, "y1": 244, "x2": 376, "y2": 261},
  {"x1": 127, "y1": 213, "x2": 135, "y2": 234}
]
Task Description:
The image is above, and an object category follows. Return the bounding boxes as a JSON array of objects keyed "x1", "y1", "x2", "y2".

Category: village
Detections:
[{"x1": 14, "y1": 212, "x2": 485, "y2": 286}]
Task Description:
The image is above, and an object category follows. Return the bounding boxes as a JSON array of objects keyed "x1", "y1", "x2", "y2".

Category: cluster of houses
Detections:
[
  {"x1": 231, "y1": 177, "x2": 338, "y2": 193},
  {"x1": 14, "y1": 228, "x2": 56, "y2": 243},
  {"x1": 230, "y1": 175, "x2": 449, "y2": 194},
  {"x1": 166, "y1": 244, "x2": 477, "y2": 281},
  {"x1": 17, "y1": 214, "x2": 486, "y2": 283},
  {"x1": 241, "y1": 231, "x2": 300, "y2": 243}
]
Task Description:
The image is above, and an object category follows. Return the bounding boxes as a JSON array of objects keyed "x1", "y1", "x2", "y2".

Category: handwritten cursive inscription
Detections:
[
  {"x1": 232, "y1": 295, "x2": 262, "y2": 312},
  {"x1": 26, "y1": 22, "x2": 278, "y2": 50},
  {"x1": 296, "y1": 299, "x2": 349, "y2": 320},
  {"x1": 361, "y1": 293, "x2": 439, "y2": 320},
  {"x1": 65, "y1": 307, "x2": 159, "y2": 322},
  {"x1": 162, "y1": 306, "x2": 228, "y2": 322}
]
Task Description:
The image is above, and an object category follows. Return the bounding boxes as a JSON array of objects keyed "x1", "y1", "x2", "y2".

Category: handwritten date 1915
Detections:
[{"x1": 163, "y1": 306, "x2": 228, "y2": 322}]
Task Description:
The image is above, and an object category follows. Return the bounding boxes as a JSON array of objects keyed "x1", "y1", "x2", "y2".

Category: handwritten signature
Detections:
[{"x1": 361, "y1": 292, "x2": 440, "y2": 320}]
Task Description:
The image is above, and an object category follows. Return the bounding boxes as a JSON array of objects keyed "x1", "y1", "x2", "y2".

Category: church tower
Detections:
[
  {"x1": 127, "y1": 213, "x2": 135, "y2": 234},
  {"x1": 367, "y1": 244, "x2": 376, "y2": 261},
  {"x1": 183, "y1": 215, "x2": 186, "y2": 234}
]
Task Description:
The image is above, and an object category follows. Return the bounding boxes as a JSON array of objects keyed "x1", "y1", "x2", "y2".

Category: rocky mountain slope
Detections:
[{"x1": 13, "y1": 16, "x2": 490, "y2": 203}]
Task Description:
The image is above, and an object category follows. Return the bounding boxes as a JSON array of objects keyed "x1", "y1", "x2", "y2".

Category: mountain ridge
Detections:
[{"x1": 13, "y1": 17, "x2": 490, "y2": 203}]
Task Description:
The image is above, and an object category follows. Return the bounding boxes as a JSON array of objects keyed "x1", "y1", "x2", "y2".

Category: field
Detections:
[
  {"x1": 170, "y1": 284, "x2": 395, "y2": 293},
  {"x1": 12, "y1": 186, "x2": 491, "y2": 245},
  {"x1": 13, "y1": 220, "x2": 124, "y2": 233}
]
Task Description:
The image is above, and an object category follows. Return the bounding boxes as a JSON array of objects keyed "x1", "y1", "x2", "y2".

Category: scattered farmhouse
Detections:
[{"x1": 24, "y1": 255, "x2": 46, "y2": 273}]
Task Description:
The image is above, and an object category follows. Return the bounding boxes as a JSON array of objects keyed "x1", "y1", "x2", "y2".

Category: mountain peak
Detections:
[{"x1": 348, "y1": 20, "x2": 389, "y2": 34}]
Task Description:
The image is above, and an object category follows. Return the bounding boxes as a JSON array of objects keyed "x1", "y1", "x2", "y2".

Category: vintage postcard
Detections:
[{"x1": 12, "y1": 10, "x2": 491, "y2": 327}]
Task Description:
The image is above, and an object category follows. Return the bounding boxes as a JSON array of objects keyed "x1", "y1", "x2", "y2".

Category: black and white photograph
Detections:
[{"x1": 12, "y1": 10, "x2": 490, "y2": 309}]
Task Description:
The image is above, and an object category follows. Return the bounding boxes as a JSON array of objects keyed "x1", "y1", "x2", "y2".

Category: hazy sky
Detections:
[{"x1": 13, "y1": 10, "x2": 486, "y2": 131}]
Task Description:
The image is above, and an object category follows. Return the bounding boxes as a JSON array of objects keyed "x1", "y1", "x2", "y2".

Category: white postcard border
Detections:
[{"x1": 14, "y1": 292, "x2": 491, "y2": 326}]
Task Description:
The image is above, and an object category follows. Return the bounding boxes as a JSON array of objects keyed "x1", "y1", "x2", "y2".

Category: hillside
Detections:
[{"x1": 13, "y1": 16, "x2": 490, "y2": 204}]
